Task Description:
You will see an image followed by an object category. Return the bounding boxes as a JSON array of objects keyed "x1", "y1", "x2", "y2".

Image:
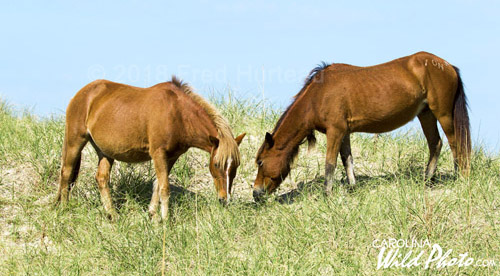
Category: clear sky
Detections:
[{"x1": 1, "y1": 1, "x2": 499, "y2": 151}]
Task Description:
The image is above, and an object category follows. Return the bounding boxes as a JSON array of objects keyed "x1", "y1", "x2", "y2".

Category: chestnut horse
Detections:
[
  {"x1": 253, "y1": 52, "x2": 471, "y2": 201},
  {"x1": 55, "y1": 76, "x2": 245, "y2": 220}
]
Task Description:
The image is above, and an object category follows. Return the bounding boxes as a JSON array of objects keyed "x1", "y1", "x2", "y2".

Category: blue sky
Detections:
[{"x1": 1, "y1": 1, "x2": 499, "y2": 151}]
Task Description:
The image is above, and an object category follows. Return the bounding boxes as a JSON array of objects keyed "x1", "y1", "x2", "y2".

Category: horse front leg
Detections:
[
  {"x1": 95, "y1": 154, "x2": 117, "y2": 220},
  {"x1": 324, "y1": 128, "x2": 346, "y2": 195},
  {"x1": 149, "y1": 156, "x2": 179, "y2": 219},
  {"x1": 151, "y1": 149, "x2": 171, "y2": 221},
  {"x1": 148, "y1": 179, "x2": 160, "y2": 218},
  {"x1": 340, "y1": 134, "x2": 356, "y2": 187}
]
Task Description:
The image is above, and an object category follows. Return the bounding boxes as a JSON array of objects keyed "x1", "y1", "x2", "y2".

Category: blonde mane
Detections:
[{"x1": 171, "y1": 76, "x2": 240, "y2": 166}]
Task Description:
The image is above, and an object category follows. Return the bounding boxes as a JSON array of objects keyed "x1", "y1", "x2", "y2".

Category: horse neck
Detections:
[
  {"x1": 183, "y1": 107, "x2": 219, "y2": 153},
  {"x1": 273, "y1": 95, "x2": 314, "y2": 151}
]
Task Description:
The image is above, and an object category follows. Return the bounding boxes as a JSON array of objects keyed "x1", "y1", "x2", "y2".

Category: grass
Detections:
[{"x1": 0, "y1": 94, "x2": 499, "y2": 275}]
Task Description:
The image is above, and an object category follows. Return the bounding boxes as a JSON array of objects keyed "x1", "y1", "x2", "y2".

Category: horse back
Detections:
[
  {"x1": 315, "y1": 52, "x2": 458, "y2": 133},
  {"x1": 66, "y1": 80, "x2": 180, "y2": 162}
]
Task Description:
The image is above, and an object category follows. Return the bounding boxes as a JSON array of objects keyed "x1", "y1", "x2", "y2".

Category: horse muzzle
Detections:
[
  {"x1": 218, "y1": 197, "x2": 228, "y2": 206},
  {"x1": 253, "y1": 188, "x2": 266, "y2": 203}
]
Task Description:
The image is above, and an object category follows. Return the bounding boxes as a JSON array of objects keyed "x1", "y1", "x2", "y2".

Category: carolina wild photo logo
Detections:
[{"x1": 372, "y1": 238, "x2": 497, "y2": 270}]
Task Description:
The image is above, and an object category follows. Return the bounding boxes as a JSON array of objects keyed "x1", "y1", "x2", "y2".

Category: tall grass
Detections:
[{"x1": 0, "y1": 95, "x2": 499, "y2": 275}]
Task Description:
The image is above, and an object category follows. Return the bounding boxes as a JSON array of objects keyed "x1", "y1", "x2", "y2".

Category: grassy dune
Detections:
[{"x1": 0, "y1": 95, "x2": 499, "y2": 275}]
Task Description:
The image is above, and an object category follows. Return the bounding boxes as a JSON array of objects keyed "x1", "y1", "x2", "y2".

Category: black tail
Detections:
[{"x1": 452, "y1": 66, "x2": 471, "y2": 174}]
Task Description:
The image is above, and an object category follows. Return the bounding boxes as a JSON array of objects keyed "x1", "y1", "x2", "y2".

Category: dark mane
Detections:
[
  {"x1": 256, "y1": 63, "x2": 327, "y2": 161},
  {"x1": 271, "y1": 61, "x2": 330, "y2": 134},
  {"x1": 171, "y1": 75, "x2": 194, "y2": 94}
]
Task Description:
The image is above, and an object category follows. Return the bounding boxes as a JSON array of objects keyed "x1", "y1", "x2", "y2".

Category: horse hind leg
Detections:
[
  {"x1": 417, "y1": 108, "x2": 443, "y2": 181},
  {"x1": 429, "y1": 108, "x2": 460, "y2": 174},
  {"x1": 55, "y1": 134, "x2": 87, "y2": 204}
]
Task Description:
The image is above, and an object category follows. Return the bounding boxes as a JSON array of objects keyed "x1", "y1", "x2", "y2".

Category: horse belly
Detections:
[
  {"x1": 87, "y1": 118, "x2": 151, "y2": 163},
  {"x1": 102, "y1": 145, "x2": 151, "y2": 163},
  {"x1": 349, "y1": 97, "x2": 427, "y2": 133}
]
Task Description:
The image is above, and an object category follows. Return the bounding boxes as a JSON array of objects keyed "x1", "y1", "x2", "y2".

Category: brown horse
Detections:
[
  {"x1": 55, "y1": 76, "x2": 246, "y2": 220},
  {"x1": 253, "y1": 52, "x2": 471, "y2": 201}
]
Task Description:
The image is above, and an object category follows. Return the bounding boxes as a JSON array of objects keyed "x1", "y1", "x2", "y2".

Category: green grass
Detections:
[{"x1": 0, "y1": 94, "x2": 499, "y2": 275}]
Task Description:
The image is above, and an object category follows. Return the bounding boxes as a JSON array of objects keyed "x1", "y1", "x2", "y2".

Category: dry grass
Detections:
[{"x1": 0, "y1": 94, "x2": 499, "y2": 275}]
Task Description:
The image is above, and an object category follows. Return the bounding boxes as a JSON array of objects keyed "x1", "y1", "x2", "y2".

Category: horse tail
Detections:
[{"x1": 452, "y1": 66, "x2": 471, "y2": 175}]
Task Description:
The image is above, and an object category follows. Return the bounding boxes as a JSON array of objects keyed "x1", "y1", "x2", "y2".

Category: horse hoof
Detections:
[
  {"x1": 148, "y1": 209, "x2": 157, "y2": 218},
  {"x1": 107, "y1": 211, "x2": 120, "y2": 221},
  {"x1": 323, "y1": 186, "x2": 333, "y2": 196},
  {"x1": 53, "y1": 198, "x2": 61, "y2": 207},
  {"x1": 53, "y1": 196, "x2": 68, "y2": 209},
  {"x1": 150, "y1": 213, "x2": 161, "y2": 224},
  {"x1": 346, "y1": 185, "x2": 355, "y2": 193}
]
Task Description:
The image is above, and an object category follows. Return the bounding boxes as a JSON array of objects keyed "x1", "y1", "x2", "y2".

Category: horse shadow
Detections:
[
  {"x1": 275, "y1": 168, "x2": 456, "y2": 204},
  {"x1": 113, "y1": 177, "x2": 197, "y2": 211},
  {"x1": 110, "y1": 165, "x2": 456, "y2": 209},
  {"x1": 275, "y1": 177, "x2": 325, "y2": 204},
  {"x1": 427, "y1": 172, "x2": 457, "y2": 187},
  {"x1": 275, "y1": 174, "x2": 394, "y2": 204}
]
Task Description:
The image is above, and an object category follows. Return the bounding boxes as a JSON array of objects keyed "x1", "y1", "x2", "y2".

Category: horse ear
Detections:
[
  {"x1": 235, "y1": 133, "x2": 246, "y2": 146},
  {"x1": 209, "y1": 136, "x2": 219, "y2": 147},
  {"x1": 265, "y1": 132, "x2": 274, "y2": 148}
]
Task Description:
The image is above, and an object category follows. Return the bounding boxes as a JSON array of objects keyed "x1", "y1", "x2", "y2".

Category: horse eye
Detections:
[{"x1": 257, "y1": 160, "x2": 263, "y2": 167}]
